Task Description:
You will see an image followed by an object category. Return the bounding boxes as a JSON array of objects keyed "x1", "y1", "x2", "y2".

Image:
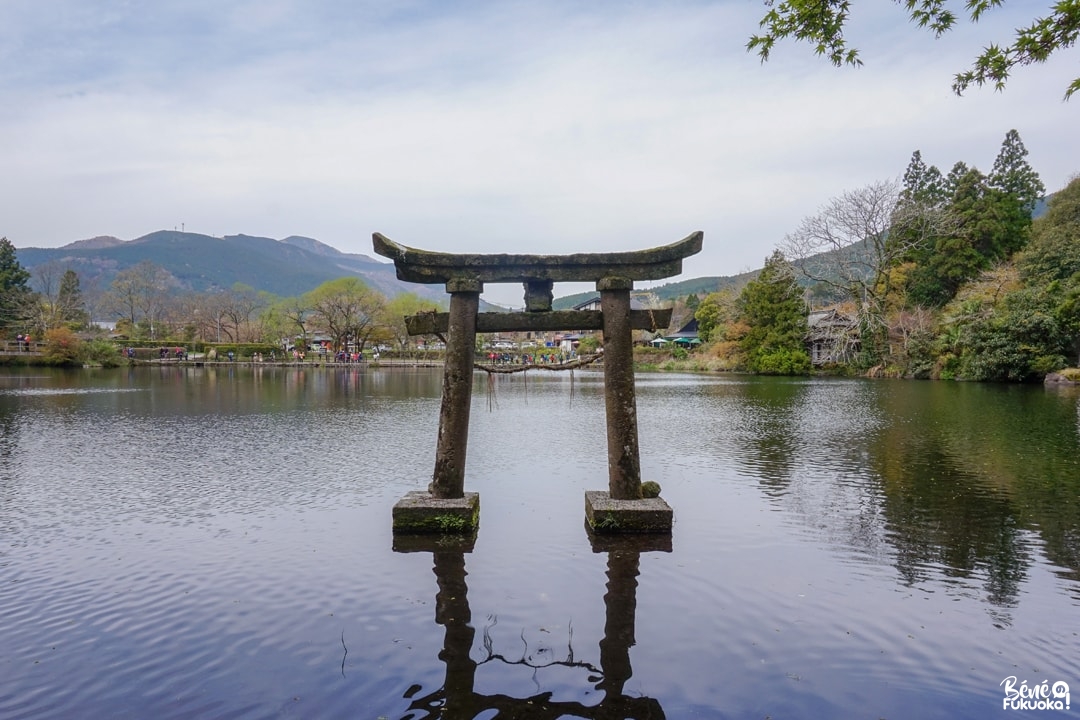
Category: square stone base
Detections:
[
  {"x1": 585, "y1": 490, "x2": 673, "y2": 534},
  {"x1": 392, "y1": 491, "x2": 480, "y2": 534}
]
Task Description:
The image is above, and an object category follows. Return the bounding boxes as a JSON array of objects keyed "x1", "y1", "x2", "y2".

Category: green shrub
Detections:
[
  {"x1": 42, "y1": 328, "x2": 83, "y2": 366},
  {"x1": 82, "y1": 339, "x2": 122, "y2": 367},
  {"x1": 749, "y1": 347, "x2": 811, "y2": 375}
]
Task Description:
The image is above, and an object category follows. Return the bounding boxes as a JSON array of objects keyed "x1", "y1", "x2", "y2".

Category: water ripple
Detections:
[{"x1": 1, "y1": 368, "x2": 1078, "y2": 718}]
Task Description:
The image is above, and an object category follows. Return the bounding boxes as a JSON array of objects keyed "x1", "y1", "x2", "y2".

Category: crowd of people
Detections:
[
  {"x1": 334, "y1": 350, "x2": 366, "y2": 363},
  {"x1": 484, "y1": 351, "x2": 570, "y2": 365}
]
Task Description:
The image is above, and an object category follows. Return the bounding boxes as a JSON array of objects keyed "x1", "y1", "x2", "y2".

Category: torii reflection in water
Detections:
[{"x1": 392, "y1": 533, "x2": 668, "y2": 719}]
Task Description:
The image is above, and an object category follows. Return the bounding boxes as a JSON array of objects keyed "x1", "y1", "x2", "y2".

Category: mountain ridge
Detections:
[
  {"x1": 16, "y1": 230, "x2": 433, "y2": 302},
  {"x1": 16, "y1": 230, "x2": 748, "y2": 308}
]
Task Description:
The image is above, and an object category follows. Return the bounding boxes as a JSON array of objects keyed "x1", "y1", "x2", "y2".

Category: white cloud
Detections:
[{"x1": 1, "y1": 0, "x2": 1076, "y2": 305}]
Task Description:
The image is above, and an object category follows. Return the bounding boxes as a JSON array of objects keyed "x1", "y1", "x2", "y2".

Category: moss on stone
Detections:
[{"x1": 640, "y1": 481, "x2": 662, "y2": 498}]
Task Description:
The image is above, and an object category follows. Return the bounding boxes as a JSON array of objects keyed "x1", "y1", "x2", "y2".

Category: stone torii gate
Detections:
[{"x1": 376, "y1": 231, "x2": 702, "y2": 534}]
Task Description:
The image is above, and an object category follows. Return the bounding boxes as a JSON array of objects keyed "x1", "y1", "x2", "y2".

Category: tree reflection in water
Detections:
[
  {"x1": 393, "y1": 533, "x2": 668, "y2": 719},
  {"x1": 716, "y1": 378, "x2": 1080, "y2": 615}
]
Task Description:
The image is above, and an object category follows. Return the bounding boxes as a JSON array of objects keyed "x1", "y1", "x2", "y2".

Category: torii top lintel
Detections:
[{"x1": 372, "y1": 231, "x2": 703, "y2": 285}]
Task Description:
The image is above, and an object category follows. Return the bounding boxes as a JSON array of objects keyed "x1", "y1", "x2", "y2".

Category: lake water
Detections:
[{"x1": 1, "y1": 366, "x2": 1078, "y2": 719}]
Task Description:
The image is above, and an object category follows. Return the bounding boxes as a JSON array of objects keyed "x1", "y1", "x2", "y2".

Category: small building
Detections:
[
  {"x1": 572, "y1": 295, "x2": 656, "y2": 314},
  {"x1": 807, "y1": 308, "x2": 860, "y2": 365},
  {"x1": 574, "y1": 295, "x2": 670, "y2": 347},
  {"x1": 664, "y1": 318, "x2": 700, "y2": 346},
  {"x1": 574, "y1": 297, "x2": 603, "y2": 313},
  {"x1": 558, "y1": 334, "x2": 584, "y2": 353}
]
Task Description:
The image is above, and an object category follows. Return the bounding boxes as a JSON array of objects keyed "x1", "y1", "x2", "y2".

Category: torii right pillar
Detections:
[
  {"x1": 599, "y1": 277, "x2": 641, "y2": 499},
  {"x1": 584, "y1": 275, "x2": 674, "y2": 533}
]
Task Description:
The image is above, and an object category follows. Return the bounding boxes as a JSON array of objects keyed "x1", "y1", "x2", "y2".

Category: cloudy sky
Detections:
[{"x1": 2, "y1": 0, "x2": 1077, "y2": 305}]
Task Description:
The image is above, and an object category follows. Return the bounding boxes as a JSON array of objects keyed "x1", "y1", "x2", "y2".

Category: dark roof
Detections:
[{"x1": 666, "y1": 317, "x2": 699, "y2": 339}]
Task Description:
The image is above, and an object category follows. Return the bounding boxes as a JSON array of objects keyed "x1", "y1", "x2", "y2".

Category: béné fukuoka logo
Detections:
[{"x1": 1001, "y1": 676, "x2": 1071, "y2": 711}]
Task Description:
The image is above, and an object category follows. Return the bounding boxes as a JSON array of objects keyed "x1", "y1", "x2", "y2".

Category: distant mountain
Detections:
[
  {"x1": 279, "y1": 235, "x2": 379, "y2": 263},
  {"x1": 66, "y1": 235, "x2": 125, "y2": 250},
  {"x1": 642, "y1": 272, "x2": 758, "y2": 302},
  {"x1": 15, "y1": 230, "x2": 454, "y2": 305},
  {"x1": 552, "y1": 272, "x2": 756, "y2": 310},
  {"x1": 17, "y1": 230, "x2": 760, "y2": 312}
]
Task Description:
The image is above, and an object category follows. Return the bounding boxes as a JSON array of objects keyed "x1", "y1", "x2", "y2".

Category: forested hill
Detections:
[
  {"x1": 18, "y1": 230, "x2": 757, "y2": 307},
  {"x1": 552, "y1": 271, "x2": 757, "y2": 309},
  {"x1": 15, "y1": 231, "x2": 450, "y2": 303}
]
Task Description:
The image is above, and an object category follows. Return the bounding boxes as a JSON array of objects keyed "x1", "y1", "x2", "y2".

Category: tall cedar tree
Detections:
[
  {"x1": 57, "y1": 269, "x2": 86, "y2": 326},
  {"x1": 892, "y1": 150, "x2": 948, "y2": 286},
  {"x1": 0, "y1": 237, "x2": 32, "y2": 334},
  {"x1": 738, "y1": 251, "x2": 811, "y2": 375},
  {"x1": 990, "y1": 129, "x2": 1046, "y2": 214}
]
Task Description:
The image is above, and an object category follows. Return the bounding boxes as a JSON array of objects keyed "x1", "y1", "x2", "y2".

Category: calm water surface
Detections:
[{"x1": 1, "y1": 366, "x2": 1078, "y2": 719}]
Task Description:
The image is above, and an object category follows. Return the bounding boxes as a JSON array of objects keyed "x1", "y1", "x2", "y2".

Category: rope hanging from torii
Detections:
[{"x1": 474, "y1": 351, "x2": 604, "y2": 374}]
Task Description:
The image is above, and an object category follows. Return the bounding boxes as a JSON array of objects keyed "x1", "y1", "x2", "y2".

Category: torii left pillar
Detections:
[{"x1": 392, "y1": 278, "x2": 482, "y2": 533}]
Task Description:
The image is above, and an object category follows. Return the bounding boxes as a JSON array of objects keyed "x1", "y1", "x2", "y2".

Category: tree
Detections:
[
  {"x1": 0, "y1": 237, "x2": 32, "y2": 334},
  {"x1": 944, "y1": 161, "x2": 972, "y2": 196},
  {"x1": 29, "y1": 261, "x2": 64, "y2": 332},
  {"x1": 1019, "y1": 174, "x2": 1080, "y2": 284},
  {"x1": 930, "y1": 259, "x2": 1073, "y2": 381},
  {"x1": 29, "y1": 264, "x2": 87, "y2": 333},
  {"x1": 694, "y1": 289, "x2": 738, "y2": 343},
  {"x1": 382, "y1": 293, "x2": 442, "y2": 351},
  {"x1": 1056, "y1": 280, "x2": 1080, "y2": 366},
  {"x1": 305, "y1": 278, "x2": 386, "y2": 352},
  {"x1": 182, "y1": 291, "x2": 228, "y2": 342},
  {"x1": 265, "y1": 295, "x2": 313, "y2": 349},
  {"x1": 1018, "y1": 174, "x2": 1080, "y2": 365},
  {"x1": 781, "y1": 179, "x2": 936, "y2": 361},
  {"x1": 983, "y1": 129, "x2": 1046, "y2": 259},
  {"x1": 915, "y1": 168, "x2": 1006, "y2": 304},
  {"x1": 694, "y1": 294, "x2": 724, "y2": 343},
  {"x1": 75, "y1": 272, "x2": 105, "y2": 330},
  {"x1": 103, "y1": 261, "x2": 170, "y2": 339},
  {"x1": 217, "y1": 284, "x2": 264, "y2": 342},
  {"x1": 954, "y1": 284, "x2": 1069, "y2": 381},
  {"x1": 57, "y1": 270, "x2": 86, "y2": 328},
  {"x1": 891, "y1": 151, "x2": 956, "y2": 305},
  {"x1": 989, "y1": 129, "x2": 1045, "y2": 215},
  {"x1": 899, "y1": 150, "x2": 947, "y2": 208},
  {"x1": 578, "y1": 334, "x2": 601, "y2": 353},
  {"x1": 748, "y1": 0, "x2": 1080, "y2": 99},
  {"x1": 899, "y1": 133, "x2": 1043, "y2": 307},
  {"x1": 737, "y1": 251, "x2": 811, "y2": 374}
]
